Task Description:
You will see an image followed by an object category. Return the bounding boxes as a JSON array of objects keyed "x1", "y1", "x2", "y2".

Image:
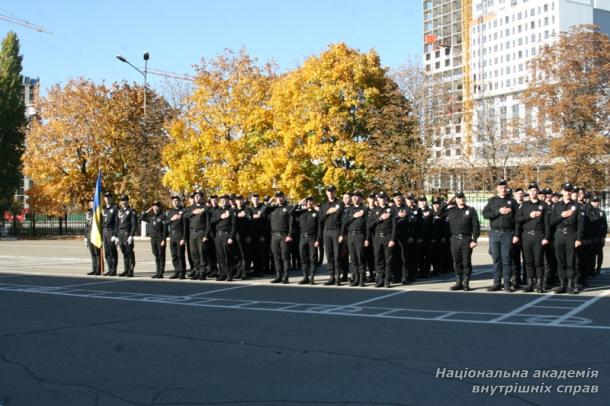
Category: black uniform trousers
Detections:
[
  {"x1": 554, "y1": 230, "x2": 576, "y2": 281},
  {"x1": 214, "y1": 231, "x2": 233, "y2": 279},
  {"x1": 150, "y1": 238, "x2": 166, "y2": 276},
  {"x1": 250, "y1": 235, "x2": 266, "y2": 275},
  {"x1": 323, "y1": 229, "x2": 341, "y2": 279},
  {"x1": 396, "y1": 238, "x2": 409, "y2": 282},
  {"x1": 87, "y1": 241, "x2": 100, "y2": 274},
  {"x1": 189, "y1": 229, "x2": 207, "y2": 277},
  {"x1": 544, "y1": 239, "x2": 558, "y2": 283},
  {"x1": 417, "y1": 239, "x2": 431, "y2": 277},
  {"x1": 522, "y1": 231, "x2": 545, "y2": 282},
  {"x1": 450, "y1": 235, "x2": 473, "y2": 278},
  {"x1": 299, "y1": 234, "x2": 317, "y2": 277},
  {"x1": 169, "y1": 238, "x2": 186, "y2": 276},
  {"x1": 347, "y1": 232, "x2": 367, "y2": 281},
  {"x1": 233, "y1": 234, "x2": 251, "y2": 278},
  {"x1": 373, "y1": 232, "x2": 394, "y2": 284},
  {"x1": 271, "y1": 232, "x2": 291, "y2": 279},
  {"x1": 594, "y1": 240, "x2": 604, "y2": 274},
  {"x1": 118, "y1": 231, "x2": 135, "y2": 275},
  {"x1": 430, "y1": 238, "x2": 447, "y2": 274},
  {"x1": 102, "y1": 228, "x2": 118, "y2": 274}
]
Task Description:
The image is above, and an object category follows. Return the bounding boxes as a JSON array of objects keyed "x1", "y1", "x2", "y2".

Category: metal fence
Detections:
[{"x1": 1, "y1": 212, "x2": 87, "y2": 237}]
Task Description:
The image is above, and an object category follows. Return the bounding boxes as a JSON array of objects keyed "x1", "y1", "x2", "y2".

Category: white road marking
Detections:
[
  {"x1": 489, "y1": 295, "x2": 552, "y2": 323},
  {"x1": 60, "y1": 279, "x2": 125, "y2": 288},
  {"x1": 0, "y1": 282, "x2": 608, "y2": 330},
  {"x1": 549, "y1": 289, "x2": 610, "y2": 326},
  {"x1": 188, "y1": 284, "x2": 258, "y2": 297}
]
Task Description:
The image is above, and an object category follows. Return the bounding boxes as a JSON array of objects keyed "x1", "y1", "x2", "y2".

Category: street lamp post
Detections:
[{"x1": 116, "y1": 52, "x2": 149, "y2": 118}]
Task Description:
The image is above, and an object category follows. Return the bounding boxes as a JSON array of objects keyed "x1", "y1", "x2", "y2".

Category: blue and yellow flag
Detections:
[{"x1": 90, "y1": 172, "x2": 103, "y2": 249}]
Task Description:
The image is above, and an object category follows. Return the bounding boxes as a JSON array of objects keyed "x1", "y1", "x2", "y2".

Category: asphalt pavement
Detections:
[{"x1": 0, "y1": 239, "x2": 609, "y2": 406}]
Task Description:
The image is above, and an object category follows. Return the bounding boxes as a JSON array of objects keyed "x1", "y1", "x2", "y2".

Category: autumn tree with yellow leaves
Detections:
[
  {"x1": 163, "y1": 44, "x2": 423, "y2": 198},
  {"x1": 23, "y1": 79, "x2": 173, "y2": 214},
  {"x1": 162, "y1": 49, "x2": 275, "y2": 196}
]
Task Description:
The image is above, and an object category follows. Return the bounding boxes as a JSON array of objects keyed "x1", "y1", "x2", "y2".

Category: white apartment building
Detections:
[{"x1": 423, "y1": 0, "x2": 610, "y2": 189}]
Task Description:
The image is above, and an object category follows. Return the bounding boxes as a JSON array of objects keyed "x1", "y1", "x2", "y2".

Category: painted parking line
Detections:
[
  {"x1": 1, "y1": 282, "x2": 610, "y2": 330},
  {"x1": 60, "y1": 279, "x2": 126, "y2": 288},
  {"x1": 189, "y1": 283, "x2": 259, "y2": 297},
  {"x1": 490, "y1": 295, "x2": 551, "y2": 323},
  {"x1": 549, "y1": 289, "x2": 610, "y2": 326}
]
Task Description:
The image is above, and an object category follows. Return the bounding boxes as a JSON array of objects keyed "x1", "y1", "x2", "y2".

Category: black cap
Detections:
[
  {"x1": 376, "y1": 191, "x2": 388, "y2": 199},
  {"x1": 528, "y1": 183, "x2": 539, "y2": 190},
  {"x1": 406, "y1": 193, "x2": 415, "y2": 200},
  {"x1": 251, "y1": 193, "x2": 259, "y2": 198},
  {"x1": 392, "y1": 191, "x2": 403, "y2": 198},
  {"x1": 103, "y1": 192, "x2": 112, "y2": 198},
  {"x1": 152, "y1": 200, "x2": 162, "y2": 206},
  {"x1": 344, "y1": 191, "x2": 353, "y2": 197},
  {"x1": 585, "y1": 192, "x2": 592, "y2": 199},
  {"x1": 514, "y1": 188, "x2": 523, "y2": 193},
  {"x1": 455, "y1": 192, "x2": 465, "y2": 199},
  {"x1": 171, "y1": 195, "x2": 180, "y2": 201},
  {"x1": 219, "y1": 194, "x2": 230, "y2": 199},
  {"x1": 194, "y1": 191, "x2": 203, "y2": 197},
  {"x1": 552, "y1": 191, "x2": 562, "y2": 197},
  {"x1": 189, "y1": 192, "x2": 196, "y2": 198},
  {"x1": 275, "y1": 191, "x2": 285, "y2": 197},
  {"x1": 562, "y1": 182, "x2": 574, "y2": 191},
  {"x1": 577, "y1": 186, "x2": 586, "y2": 193},
  {"x1": 432, "y1": 198, "x2": 441, "y2": 205},
  {"x1": 368, "y1": 192, "x2": 376, "y2": 199},
  {"x1": 210, "y1": 194, "x2": 218, "y2": 199},
  {"x1": 326, "y1": 185, "x2": 336, "y2": 192},
  {"x1": 418, "y1": 195, "x2": 427, "y2": 202},
  {"x1": 263, "y1": 195, "x2": 270, "y2": 201},
  {"x1": 497, "y1": 179, "x2": 508, "y2": 186},
  {"x1": 305, "y1": 195, "x2": 314, "y2": 201},
  {"x1": 235, "y1": 194, "x2": 243, "y2": 200},
  {"x1": 591, "y1": 196, "x2": 600, "y2": 202},
  {"x1": 546, "y1": 188, "x2": 553, "y2": 194},
  {"x1": 352, "y1": 191, "x2": 363, "y2": 198},
  {"x1": 119, "y1": 194, "x2": 129, "y2": 201}
]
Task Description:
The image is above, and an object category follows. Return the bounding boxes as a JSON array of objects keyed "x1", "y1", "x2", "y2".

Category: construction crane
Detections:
[{"x1": 0, "y1": 10, "x2": 52, "y2": 34}]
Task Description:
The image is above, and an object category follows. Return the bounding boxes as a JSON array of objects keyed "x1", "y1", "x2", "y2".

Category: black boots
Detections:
[
  {"x1": 523, "y1": 278, "x2": 534, "y2": 292},
  {"x1": 450, "y1": 276, "x2": 463, "y2": 291},
  {"x1": 535, "y1": 279, "x2": 543, "y2": 293},
  {"x1": 298, "y1": 276, "x2": 310, "y2": 285},
  {"x1": 463, "y1": 277, "x2": 472, "y2": 291},
  {"x1": 554, "y1": 279, "x2": 567, "y2": 294},
  {"x1": 324, "y1": 277, "x2": 335, "y2": 286},
  {"x1": 567, "y1": 278, "x2": 579, "y2": 294}
]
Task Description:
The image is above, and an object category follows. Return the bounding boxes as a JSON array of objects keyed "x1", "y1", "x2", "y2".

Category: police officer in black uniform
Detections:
[
  {"x1": 393, "y1": 192, "x2": 410, "y2": 284},
  {"x1": 102, "y1": 192, "x2": 119, "y2": 276},
  {"x1": 340, "y1": 191, "x2": 369, "y2": 287},
  {"x1": 417, "y1": 196, "x2": 433, "y2": 278},
  {"x1": 142, "y1": 201, "x2": 167, "y2": 278},
  {"x1": 511, "y1": 188, "x2": 525, "y2": 288},
  {"x1": 590, "y1": 196, "x2": 607, "y2": 276},
  {"x1": 367, "y1": 192, "x2": 397, "y2": 288},
  {"x1": 267, "y1": 191, "x2": 294, "y2": 284},
  {"x1": 233, "y1": 195, "x2": 252, "y2": 280},
  {"x1": 85, "y1": 198, "x2": 101, "y2": 275},
  {"x1": 319, "y1": 185, "x2": 344, "y2": 285},
  {"x1": 405, "y1": 193, "x2": 421, "y2": 281},
  {"x1": 443, "y1": 192, "x2": 480, "y2": 291},
  {"x1": 117, "y1": 195, "x2": 137, "y2": 277},
  {"x1": 483, "y1": 179, "x2": 519, "y2": 292},
  {"x1": 430, "y1": 197, "x2": 450, "y2": 275},
  {"x1": 293, "y1": 196, "x2": 320, "y2": 284},
  {"x1": 183, "y1": 191, "x2": 209, "y2": 280},
  {"x1": 210, "y1": 195, "x2": 236, "y2": 281},
  {"x1": 549, "y1": 183, "x2": 584, "y2": 294},
  {"x1": 516, "y1": 183, "x2": 550, "y2": 292},
  {"x1": 165, "y1": 195, "x2": 187, "y2": 279},
  {"x1": 249, "y1": 193, "x2": 269, "y2": 276}
]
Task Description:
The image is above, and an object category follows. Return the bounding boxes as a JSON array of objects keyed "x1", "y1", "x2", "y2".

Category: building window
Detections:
[
  {"x1": 426, "y1": 53, "x2": 431, "y2": 61},
  {"x1": 445, "y1": 47, "x2": 450, "y2": 56},
  {"x1": 435, "y1": 61, "x2": 440, "y2": 69}
]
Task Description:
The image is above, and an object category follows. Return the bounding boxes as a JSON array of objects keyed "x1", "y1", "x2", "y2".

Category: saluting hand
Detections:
[{"x1": 221, "y1": 211, "x2": 230, "y2": 219}]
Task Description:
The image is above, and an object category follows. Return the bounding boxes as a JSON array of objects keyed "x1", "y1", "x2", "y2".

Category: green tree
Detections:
[{"x1": 0, "y1": 31, "x2": 26, "y2": 217}]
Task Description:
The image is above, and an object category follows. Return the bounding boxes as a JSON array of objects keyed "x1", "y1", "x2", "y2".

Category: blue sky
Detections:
[{"x1": 2, "y1": 0, "x2": 422, "y2": 93}]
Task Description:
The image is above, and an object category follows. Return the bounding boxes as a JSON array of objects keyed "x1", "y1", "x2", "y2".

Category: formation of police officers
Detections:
[{"x1": 84, "y1": 180, "x2": 606, "y2": 294}]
